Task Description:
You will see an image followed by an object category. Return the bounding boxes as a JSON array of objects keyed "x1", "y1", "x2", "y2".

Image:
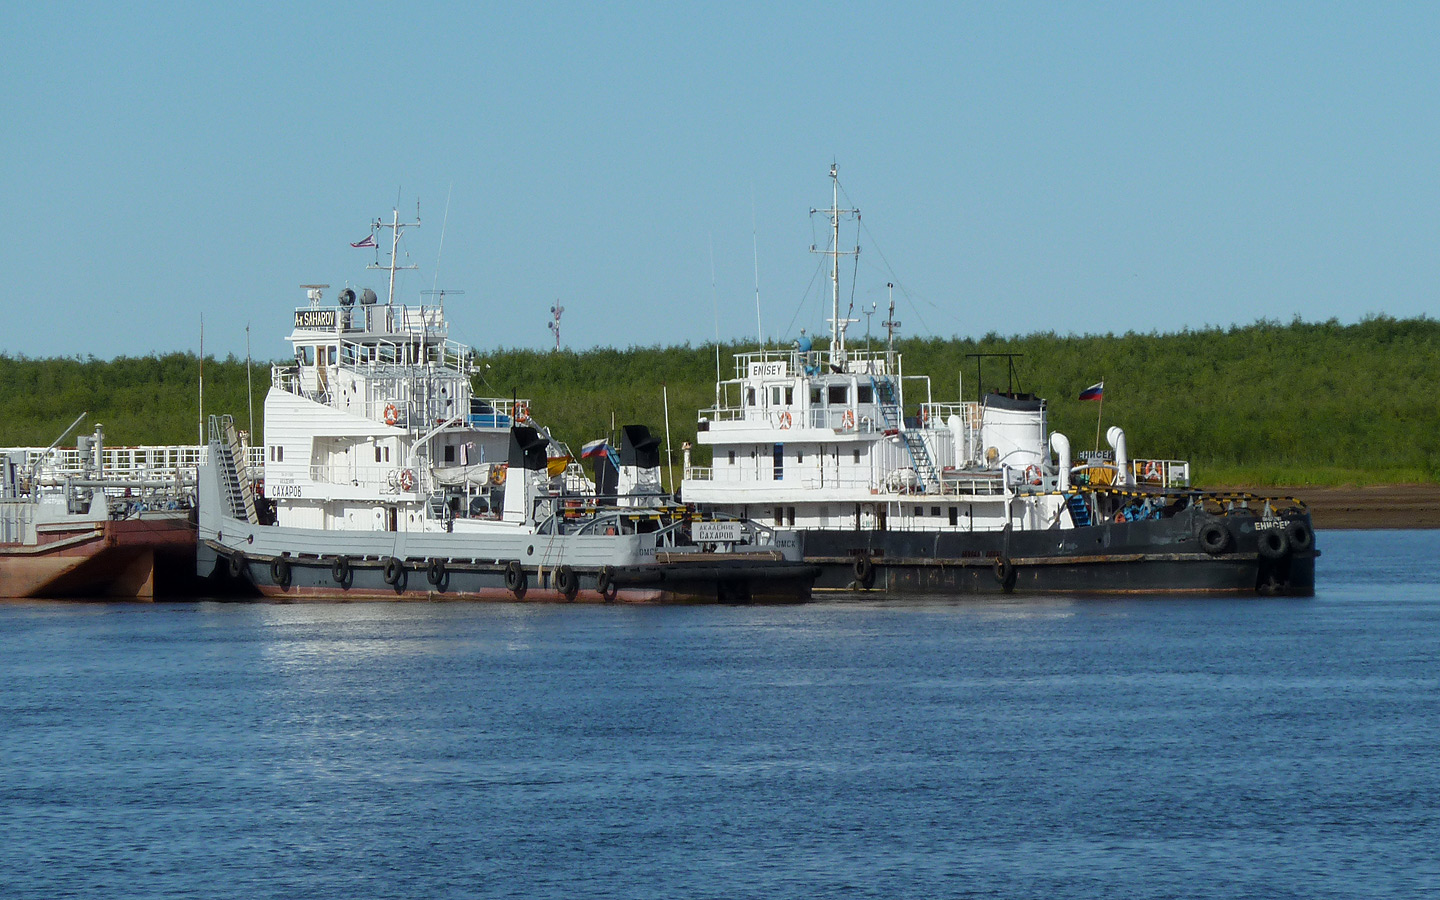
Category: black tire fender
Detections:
[
  {"x1": 993, "y1": 556, "x2": 1014, "y2": 585},
  {"x1": 853, "y1": 556, "x2": 876, "y2": 589},
  {"x1": 1257, "y1": 528, "x2": 1290, "y2": 560},
  {"x1": 556, "y1": 565, "x2": 578, "y2": 601},
  {"x1": 228, "y1": 552, "x2": 246, "y2": 579},
  {"x1": 504, "y1": 559, "x2": 527, "y2": 595},
  {"x1": 1199, "y1": 522, "x2": 1232, "y2": 555},
  {"x1": 426, "y1": 559, "x2": 447, "y2": 586},
  {"x1": 596, "y1": 565, "x2": 617, "y2": 602},
  {"x1": 331, "y1": 555, "x2": 351, "y2": 584},
  {"x1": 270, "y1": 556, "x2": 291, "y2": 588},
  {"x1": 1286, "y1": 521, "x2": 1314, "y2": 552},
  {"x1": 383, "y1": 556, "x2": 405, "y2": 585}
]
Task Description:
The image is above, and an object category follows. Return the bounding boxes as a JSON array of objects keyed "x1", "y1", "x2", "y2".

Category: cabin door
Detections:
[{"x1": 386, "y1": 507, "x2": 398, "y2": 532}]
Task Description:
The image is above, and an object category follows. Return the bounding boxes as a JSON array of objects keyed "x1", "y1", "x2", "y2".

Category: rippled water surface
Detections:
[{"x1": 2, "y1": 530, "x2": 1437, "y2": 899}]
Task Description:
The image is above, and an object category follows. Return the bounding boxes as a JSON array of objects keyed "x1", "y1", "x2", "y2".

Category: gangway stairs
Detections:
[
  {"x1": 1066, "y1": 493, "x2": 1092, "y2": 527},
  {"x1": 871, "y1": 376, "x2": 940, "y2": 492},
  {"x1": 210, "y1": 415, "x2": 258, "y2": 524}
]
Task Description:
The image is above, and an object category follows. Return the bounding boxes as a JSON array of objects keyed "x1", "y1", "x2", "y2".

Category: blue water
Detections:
[{"x1": 1, "y1": 531, "x2": 1436, "y2": 899}]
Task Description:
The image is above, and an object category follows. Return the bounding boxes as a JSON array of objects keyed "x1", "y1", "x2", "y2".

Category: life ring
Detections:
[
  {"x1": 398, "y1": 468, "x2": 415, "y2": 491},
  {"x1": 1199, "y1": 521, "x2": 1232, "y2": 554},
  {"x1": 383, "y1": 556, "x2": 405, "y2": 586},
  {"x1": 426, "y1": 558, "x2": 447, "y2": 587},
  {"x1": 1286, "y1": 520, "x2": 1314, "y2": 552},
  {"x1": 516, "y1": 400, "x2": 530, "y2": 421},
  {"x1": 555, "y1": 564, "x2": 578, "y2": 601},
  {"x1": 920, "y1": 407, "x2": 930, "y2": 426},
  {"x1": 779, "y1": 411, "x2": 792, "y2": 429},
  {"x1": 853, "y1": 556, "x2": 876, "y2": 589},
  {"x1": 383, "y1": 402, "x2": 399, "y2": 426},
  {"x1": 504, "y1": 559, "x2": 527, "y2": 596},
  {"x1": 596, "y1": 565, "x2": 618, "y2": 602},
  {"x1": 1144, "y1": 460, "x2": 1162, "y2": 483},
  {"x1": 842, "y1": 410, "x2": 856, "y2": 430},
  {"x1": 1024, "y1": 465, "x2": 1042, "y2": 486},
  {"x1": 228, "y1": 552, "x2": 246, "y2": 579},
  {"x1": 270, "y1": 556, "x2": 291, "y2": 588},
  {"x1": 1257, "y1": 528, "x2": 1290, "y2": 560},
  {"x1": 490, "y1": 465, "x2": 507, "y2": 485},
  {"x1": 331, "y1": 555, "x2": 351, "y2": 584}
]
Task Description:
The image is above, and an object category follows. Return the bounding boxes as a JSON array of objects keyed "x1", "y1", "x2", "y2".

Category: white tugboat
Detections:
[
  {"x1": 681, "y1": 166, "x2": 1316, "y2": 595},
  {"x1": 197, "y1": 208, "x2": 815, "y2": 603}
]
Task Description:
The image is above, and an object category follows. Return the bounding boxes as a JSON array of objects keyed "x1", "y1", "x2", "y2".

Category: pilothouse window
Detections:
[{"x1": 828, "y1": 385, "x2": 848, "y2": 405}]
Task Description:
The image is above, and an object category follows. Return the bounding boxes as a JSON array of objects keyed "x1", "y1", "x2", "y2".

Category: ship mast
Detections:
[
  {"x1": 811, "y1": 163, "x2": 859, "y2": 368},
  {"x1": 368, "y1": 204, "x2": 421, "y2": 306}
]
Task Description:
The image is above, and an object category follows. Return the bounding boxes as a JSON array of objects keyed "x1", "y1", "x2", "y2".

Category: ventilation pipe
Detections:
[
  {"x1": 1106, "y1": 426, "x2": 1130, "y2": 486},
  {"x1": 1049, "y1": 432, "x2": 1072, "y2": 492}
]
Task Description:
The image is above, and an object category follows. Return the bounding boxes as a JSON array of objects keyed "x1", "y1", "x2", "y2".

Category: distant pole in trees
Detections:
[
  {"x1": 548, "y1": 303, "x2": 565, "y2": 352},
  {"x1": 246, "y1": 323, "x2": 254, "y2": 441}
]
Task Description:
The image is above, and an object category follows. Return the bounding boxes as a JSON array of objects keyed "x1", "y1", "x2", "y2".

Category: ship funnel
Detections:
[
  {"x1": 1049, "y1": 432, "x2": 1072, "y2": 492},
  {"x1": 1106, "y1": 426, "x2": 1130, "y2": 486}
]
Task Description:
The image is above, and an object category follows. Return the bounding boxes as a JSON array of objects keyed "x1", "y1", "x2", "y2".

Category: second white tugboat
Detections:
[
  {"x1": 197, "y1": 208, "x2": 815, "y2": 603},
  {"x1": 681, "y1": 167, "x2": 1316, "y2": 596}
]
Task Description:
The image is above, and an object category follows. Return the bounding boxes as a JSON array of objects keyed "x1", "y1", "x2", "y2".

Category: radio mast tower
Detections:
[
  {"x1": 810, "y1": 163, "x2": 860, "y2": 369},
  {"x1": 547, "y1": 302, "x2": 565, "y2": 351}
]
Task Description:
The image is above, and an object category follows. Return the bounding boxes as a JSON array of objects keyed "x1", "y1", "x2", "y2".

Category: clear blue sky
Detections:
[{"x1": 3, "y1": 2, "x2": 1437, "y2": 361}]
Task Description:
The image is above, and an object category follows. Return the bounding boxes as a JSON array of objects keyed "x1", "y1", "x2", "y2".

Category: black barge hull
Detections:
[{"x1": 802, "y1": 506, "x2": 1316, "y2": 597}]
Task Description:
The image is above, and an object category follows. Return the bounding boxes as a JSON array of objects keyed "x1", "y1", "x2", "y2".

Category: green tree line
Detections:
[{"x1": 3, "y1": 315, "x2": 1436, "y2": 485}]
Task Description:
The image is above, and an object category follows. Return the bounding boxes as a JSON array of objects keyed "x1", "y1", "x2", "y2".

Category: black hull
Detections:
[{"x1": 801, "y1": 506, "x2": 1316, "y2": 597}]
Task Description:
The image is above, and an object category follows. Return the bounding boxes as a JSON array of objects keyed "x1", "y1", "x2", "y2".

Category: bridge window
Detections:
[
  {"x1": 811, "y1": 386, "x2": 823, "y2": 405},
  {"x1": 746, "y1": 388, "x2": 756, "y2": 407},
  {"x1": 853, "y1": 449, "x2": 861, "y2": 463},
  {"x1": 828, "y1": 385, "x2": 848, "y2": 404},
  {"x1": 773, "y1": 444, "x2": 783, "y2": 481},
  {"x1": 858, "y1": 385, "x2": 873, "y2": 403}
]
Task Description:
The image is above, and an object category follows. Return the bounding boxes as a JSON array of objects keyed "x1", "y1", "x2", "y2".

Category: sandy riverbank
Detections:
[{"x1": 1219, "y1": 484, "x2": 1440, "y2": 529}]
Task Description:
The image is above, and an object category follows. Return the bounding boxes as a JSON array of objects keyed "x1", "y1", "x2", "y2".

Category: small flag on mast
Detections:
[
  {"x1": 350, "y1": 234, "x2": 377, "y2": 249},
  {"x1": 1078, "y1": 381, "x2": 1104, "y2": 401}
]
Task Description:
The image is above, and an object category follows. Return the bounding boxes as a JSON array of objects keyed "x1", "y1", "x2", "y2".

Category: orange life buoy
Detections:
[
  {"x1": 516, "y1": 400, "x2": 530, "y2": 421},
  {"x1": 398, "y1": 468, "x2": 415, "y2": 491},
  {"x1": 490, "y1": 464, "x2": 507, "y2": 485},
  {"x1": 1144, "y1": 460, "x2": 1162, "y2": 482},
  {"x1": 842, "y1": 409, "x2": 856, "y2": 430},
  {"x1": 1024, "y1": 464, "x2": 1042, "y2": 486},
  {"x1": 779, "y1": 411, "x2": 792, "y2": 429},
  {"x1": 383, "y1": 402, "x2": 399, "y2": 426}
]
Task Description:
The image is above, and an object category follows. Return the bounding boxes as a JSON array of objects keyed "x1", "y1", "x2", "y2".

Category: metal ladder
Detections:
[
  {"x1": 1066, "y1": 493, "x2": 1092, "y2": 527},
  {"x1": 211, "y1": 415, "x2": 258, "y2": 524},
  {"x1": 871, "y1": 376, "x2": 940, "y2": 492}
]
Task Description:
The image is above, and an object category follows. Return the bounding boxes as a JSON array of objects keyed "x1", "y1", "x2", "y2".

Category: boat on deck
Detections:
[
  {"x1": 197, "y1": 208, "x2": 816, "y2": 603},
  {"x1": 680, "y1": 166, "x2": 1316, "y2": 596}
]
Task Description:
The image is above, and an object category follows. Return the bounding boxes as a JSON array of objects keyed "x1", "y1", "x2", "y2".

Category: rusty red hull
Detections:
[{"x1": 0, "y1": 514, "x2": 198, "y2": 600}]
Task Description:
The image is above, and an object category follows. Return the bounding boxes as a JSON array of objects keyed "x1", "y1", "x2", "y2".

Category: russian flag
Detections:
[
  {"x1": 1078, "y1": 381, "x2": 1104, "y2": 401},
  {"x1": 580, "y1": 438, "x2": 609, "y2": 459}
]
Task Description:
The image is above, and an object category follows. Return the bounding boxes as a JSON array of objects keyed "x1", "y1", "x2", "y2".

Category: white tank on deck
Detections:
[{"x1": 980, "y1": 393, "x2": 1047, "y2": 471}]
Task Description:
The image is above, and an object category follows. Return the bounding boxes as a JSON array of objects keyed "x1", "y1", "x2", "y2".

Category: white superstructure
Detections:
[{"x1": 682, "y1": 166, "x2": 1190, "y2": 536}]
